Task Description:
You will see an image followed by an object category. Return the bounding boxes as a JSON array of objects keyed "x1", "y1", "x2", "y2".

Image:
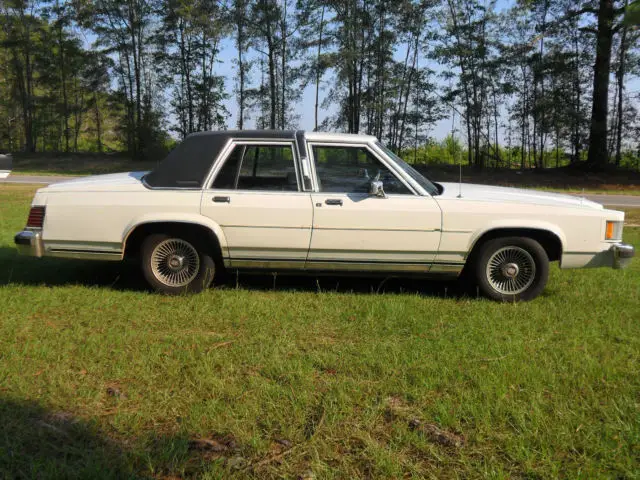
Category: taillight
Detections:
[{"x1": 26, "y1": 206, "x2": 45, "y2": 228}]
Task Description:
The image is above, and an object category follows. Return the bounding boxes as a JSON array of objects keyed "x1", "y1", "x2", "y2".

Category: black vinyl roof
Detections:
[{"x1": 144, "y1": 130, "x2": 300, "y2": 189}]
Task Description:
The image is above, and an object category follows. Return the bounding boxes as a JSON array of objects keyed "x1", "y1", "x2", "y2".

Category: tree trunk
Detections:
[
  {"x1": 587, "y1": 0, "x2": 615, "y2": 167},
  {"x1": 538, "y1": 0, "x2": 549, "y2": 169},
  {"x1": 280, "y1": 0, "x2": 287, "y2": 130},
  {"x1": 265, "y1": 15, "x2": 277, "y2": 130},
  {"x1": 314, "y1": 5, "x2": 325, "y2": 131},
  {"x1": 398, "y1": 35, "x2": 419, "y2": 152},
  {"x1": 56, "y1": 2, "x2": 70, "y2": 153},
  {"x1": 392, "y1": 36, "x2": 412, "y2": 148},
  {"x1": 15, "y1": 4, "x2": 36, "y2": 153},
  {"x1": 128, "y1": 0, "x2": 143, "y2": 156},
  {"x1": 179, "y1": 20, "x2": 194, "y2": 134},
  {"x1": 237, "y1": 10, "x2": 246, "y2": 130},
  {"x1": 94, "y1": 94, "x2": 102, "y2": 153},
  {"x1": 572, "y1": 31, "x2": 582, "y2": 163},
  {"x1": 614, "y1": 1, "x2": 629, "y2": 166},
  {"x1": 73, "y1": 76, "x2": 82, "y2": 151},
  {"x1": 201, "y1": 31, "x2": 209, "y2": 131}
]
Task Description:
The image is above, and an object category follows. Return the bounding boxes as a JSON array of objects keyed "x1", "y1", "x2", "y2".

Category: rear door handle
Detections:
[
  {"x1": 213, "y1": 196, "x2": 230, "y2": 203},
  {"x1": 325, "y1": 198, "x2": 343, "y2": 206}
]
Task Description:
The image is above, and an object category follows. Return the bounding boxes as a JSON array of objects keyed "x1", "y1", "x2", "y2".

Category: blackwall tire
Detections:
[
  {"x1": 141, "y1": 233, "x2": 215, "y2": 294},
  {"x1": 474, "y1": 236, "x2": 549, "y2": 302}
]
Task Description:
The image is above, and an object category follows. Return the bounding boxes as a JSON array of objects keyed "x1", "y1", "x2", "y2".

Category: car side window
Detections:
[
  {"x1": 312, "y1": 146, "x2": 412, "y2": 194},
  {"x1": 212, "y1": 144, "x2": 298, "y2": 191}
]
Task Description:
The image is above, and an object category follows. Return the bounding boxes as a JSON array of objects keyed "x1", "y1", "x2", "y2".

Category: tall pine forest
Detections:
[{"x1": 1, "y1": 0, "x2": 639, "y2": 170}]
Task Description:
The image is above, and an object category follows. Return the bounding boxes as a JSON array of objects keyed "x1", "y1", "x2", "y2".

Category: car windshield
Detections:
[{"x1": 375, "y1": 142, "x2": 439, "y2": 196}]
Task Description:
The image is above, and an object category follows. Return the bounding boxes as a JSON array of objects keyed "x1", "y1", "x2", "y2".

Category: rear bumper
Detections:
[
  {"x1": 612, "y1": 242, "x2": 635, "y2": 269},
  {"x1": 15, "y1": 230, "x2": 122, "y2": 261},
  {"x1": 14, "y1": 230, "x2": 44, "y2": 257}
]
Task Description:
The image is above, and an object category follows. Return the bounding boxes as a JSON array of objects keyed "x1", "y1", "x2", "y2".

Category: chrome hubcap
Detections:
[
  {"x1": 150, "y1": 239, "x2": 200, "y2": 287},
  {"x1": 501, "y1": 262, "x2": 519, "y2": 278},
  {"x1": 168, "y1": 255, "x2": 185, "y2": 271},
  {"x1": 486, "y1": 246, "x2": 536, "y2": 295}
]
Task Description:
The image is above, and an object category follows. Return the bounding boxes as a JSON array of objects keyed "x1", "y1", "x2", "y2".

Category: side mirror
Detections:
[{"x1": 369, "y1": 180, "x2": 386, "y2": 198}]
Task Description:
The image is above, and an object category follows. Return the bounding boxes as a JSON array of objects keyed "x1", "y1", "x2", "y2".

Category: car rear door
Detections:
[
  {"x1": 200, "y1": 140, "x2": 313, "y2": 269},
  {"x1": 306, "y1": 142, "x2": 442, "y2": 273}
]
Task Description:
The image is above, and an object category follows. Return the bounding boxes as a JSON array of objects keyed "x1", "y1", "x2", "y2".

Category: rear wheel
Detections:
[
  {"x1": 474, "y1": 237, "x2": 549, "y2": 302},
  {"x1": 141, "y1": 233, "x2": 215, "y2": 294}
]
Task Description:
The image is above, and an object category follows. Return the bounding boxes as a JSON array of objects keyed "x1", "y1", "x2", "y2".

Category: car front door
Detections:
[
  {"x1": 201, "y1": 140, "x2": 313, "y2": 269},
  {"x1": 307, "y1": 143, "x2": 442, "y2": 273}
]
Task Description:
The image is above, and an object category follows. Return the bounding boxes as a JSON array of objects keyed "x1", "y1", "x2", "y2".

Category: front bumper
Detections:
[
  {"x1": 612, "y1": 242, "x2": 634, "y2": 269},
  {"x1": 14, "y1": 230, "x2": 44, "y2": 258}
]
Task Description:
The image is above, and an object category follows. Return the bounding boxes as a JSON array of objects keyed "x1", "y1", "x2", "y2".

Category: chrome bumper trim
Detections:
[
  {"x1": 14, "y1": 230, "x2": 122, "y2": 261},
  {"x1": 612, "y1": 243, "x2": 635, "y2": 269},
  {"x1": 14, "y1": 230, "x2": 44, "y2": 257}
]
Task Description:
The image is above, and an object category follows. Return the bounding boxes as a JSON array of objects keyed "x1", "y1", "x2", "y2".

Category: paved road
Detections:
[{"x1": 2, "y1": 174, "x2": 640, "y2": 207}]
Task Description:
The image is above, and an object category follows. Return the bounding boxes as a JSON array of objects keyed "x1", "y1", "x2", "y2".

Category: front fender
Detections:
[{"x1": 466, "y1": 219, "x2": 567, "y2": 254}]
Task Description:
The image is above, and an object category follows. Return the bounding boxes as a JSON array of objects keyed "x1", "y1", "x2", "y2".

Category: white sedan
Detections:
[{"x1": 14, "y1": 131, "x2": 634, "y2": 301}]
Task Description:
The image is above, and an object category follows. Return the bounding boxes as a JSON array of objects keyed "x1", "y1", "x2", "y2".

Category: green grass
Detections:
[{"x1": 0, "y1": 185, "x2": 639, "y2": 479}]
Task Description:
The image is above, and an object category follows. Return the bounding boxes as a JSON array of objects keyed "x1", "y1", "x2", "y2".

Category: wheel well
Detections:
[
  {"x1": 124, "y1": 222, "x2": 222, "y2": 261},
  {"x1": 466, "y1": 228, "x2": 562, "y2": 264}
]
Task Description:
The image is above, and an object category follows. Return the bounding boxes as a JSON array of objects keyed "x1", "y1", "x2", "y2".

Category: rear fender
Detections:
[{"x1": 122, "y1": 213, "x2": 229, "y2": 257}]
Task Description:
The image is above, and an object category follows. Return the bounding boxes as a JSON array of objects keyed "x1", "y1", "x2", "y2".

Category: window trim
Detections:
[
  {"x1": 206, "y1": 140, "x2": 302, "y2": 192},
  {"x1": 307, "y1": 141, "x2": 418, "y2": 196}
]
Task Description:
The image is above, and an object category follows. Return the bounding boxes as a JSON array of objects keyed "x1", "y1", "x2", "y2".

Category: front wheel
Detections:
[
  {"x1": 474, "y1": 237, "x2": 549, "y2": 302},
  {"x1": 141, "y1": 233, "x2": 215, "y2": 294}
]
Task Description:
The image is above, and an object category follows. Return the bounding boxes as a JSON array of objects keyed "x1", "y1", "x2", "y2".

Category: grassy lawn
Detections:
[{"x1": 0, "y1": 185, "x2": 638, "y2": 479}]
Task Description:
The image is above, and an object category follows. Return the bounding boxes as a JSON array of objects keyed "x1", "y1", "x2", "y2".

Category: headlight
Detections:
[{"x1": 605, "y1": 221, "x2": 623, "y2": 240}]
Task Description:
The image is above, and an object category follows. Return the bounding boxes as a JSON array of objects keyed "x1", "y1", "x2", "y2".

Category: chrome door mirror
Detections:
[{"x1": 369, "y1": 180, "x2": 386, "y2": 198}]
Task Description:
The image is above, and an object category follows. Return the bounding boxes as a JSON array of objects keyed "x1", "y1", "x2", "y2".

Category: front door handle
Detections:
[
  {"x1": 213, "y1": 196, "x2": 230, "y2": 203},
  {"x1": 325, "y1": 198, "x2": 343, "y2": 206}
]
